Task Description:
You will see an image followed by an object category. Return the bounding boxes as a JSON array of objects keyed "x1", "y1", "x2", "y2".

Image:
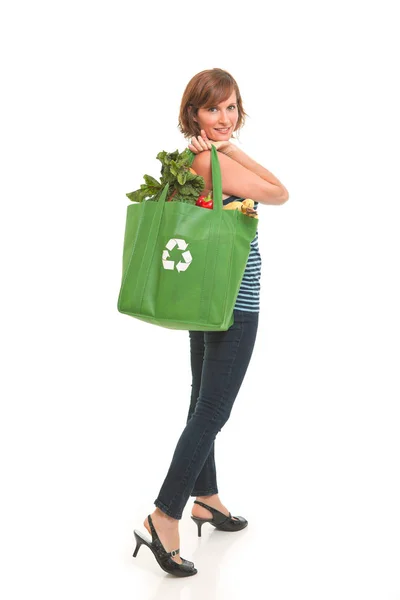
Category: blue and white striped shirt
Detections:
[{"x1": 223, "y1": 196, "x2": 262, "y2": 313}]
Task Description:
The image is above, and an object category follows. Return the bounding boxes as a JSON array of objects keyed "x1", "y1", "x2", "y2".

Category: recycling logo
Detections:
[{"x1": 162, "y1": 238, "x2": 192, "y2": 273}]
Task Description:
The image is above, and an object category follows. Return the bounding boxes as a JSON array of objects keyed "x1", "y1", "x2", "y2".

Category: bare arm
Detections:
[
  {"x1": 192, "y1": 149, "x2": 289, "y2": 205},
  {"x1": 226, "y1": 146, "x2": 289, "y2": 200}
]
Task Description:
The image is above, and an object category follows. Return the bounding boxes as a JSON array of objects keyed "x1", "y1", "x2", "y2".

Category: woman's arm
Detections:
[
  {"x1": 226, "y1": 145, "x2": 288, "y2": 197},
  {"x1": 189, "y1": 133, "x2": 289, "y2": 205},
  {"x1": 192, "y1": 149, "x2": 289, "y2": 205}
]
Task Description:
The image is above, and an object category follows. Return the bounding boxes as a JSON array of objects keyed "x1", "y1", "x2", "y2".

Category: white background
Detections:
[{"x1": 1, "y1": 0, "x2": 399, "y2": 598}]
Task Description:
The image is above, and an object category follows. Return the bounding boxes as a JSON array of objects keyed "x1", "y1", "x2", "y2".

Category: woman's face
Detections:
[{"x1": 194, "y1": 90, "x2": 239, "y2": 141}]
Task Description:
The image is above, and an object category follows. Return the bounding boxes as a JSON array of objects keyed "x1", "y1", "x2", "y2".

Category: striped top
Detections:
[{"x1": 223, "y1": 196, "x2": 262, "y2": 313}]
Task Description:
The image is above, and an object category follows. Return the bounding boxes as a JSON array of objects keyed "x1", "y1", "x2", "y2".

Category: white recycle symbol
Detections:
[{"x1": 162, "y1": 238, "x2": 193, "y2": 273}]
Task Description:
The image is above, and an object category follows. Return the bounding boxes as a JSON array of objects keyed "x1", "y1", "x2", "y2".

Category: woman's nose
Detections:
[{"x1": 218, "y1": 111, "x2": 230, "y2": 124}]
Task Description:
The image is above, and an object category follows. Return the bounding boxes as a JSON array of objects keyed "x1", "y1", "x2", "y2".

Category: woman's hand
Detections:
[
  {"x1": 188, "y1": 130, "x2": 212, "y2": 153},
  {"x1": 188, "y1": 130, "x2": 234, "y2": 156}
]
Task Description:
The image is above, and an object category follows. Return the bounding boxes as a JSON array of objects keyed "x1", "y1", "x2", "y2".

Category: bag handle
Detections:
[{"x1": 159, "y1": 145, "x2": 223, "y2": 213}]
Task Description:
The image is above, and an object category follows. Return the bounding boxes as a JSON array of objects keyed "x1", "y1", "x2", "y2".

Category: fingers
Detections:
[
  {"x1": 195, "y1": 135, "x2": 211, "y2": 150},
  {"x1": 200, "y1": 130, "x2": 212, "y2": 148},
  {"x1": 188, "y1": 132, "x2": 212, "y2": 154}
]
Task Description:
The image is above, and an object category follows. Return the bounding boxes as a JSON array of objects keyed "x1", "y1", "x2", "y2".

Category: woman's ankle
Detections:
[
  {"x1": 196, "y1": 493, "x2": 218, "y2": 501},
  {"x1": 153, "y1": 507, "x2": 179, "y2": 525}
]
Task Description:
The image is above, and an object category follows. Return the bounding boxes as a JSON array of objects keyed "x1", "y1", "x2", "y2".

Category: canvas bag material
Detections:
[{"x1": 117, "y1": 145, "x2": 258, "y2": 331}]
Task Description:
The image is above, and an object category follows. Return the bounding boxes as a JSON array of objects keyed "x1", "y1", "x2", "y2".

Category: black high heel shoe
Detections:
[
  {"x1": 190, "y1": 500, "x2": 248, "y2": 537},
  {"x1": 133, "y1": 514, "x2": 197, "y2": 577}
]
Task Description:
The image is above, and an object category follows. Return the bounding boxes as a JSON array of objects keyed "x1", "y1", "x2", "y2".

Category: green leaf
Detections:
[
  {"x1": 185, "y1": 170, "x2": 197, "y2": 182},
  {"x1": 139, "y1": 182, "x2": 160, "y2": 196},
  {"x1": 144, "y1": 174, "x2": 160, "y2": 188},
  {"x1": 126, "y1": 189, "x2": 148, "y2": 203},
  {"x1": 156, "y1": 151, "x2": 168, "y2": 163},
  {"x1": 179, "y1": 184, "x2": 197, "y2": 196},
  {"x1": 169, "y1": 150, "x2": 179, "y2": 161},
  {"x1": 177, "y1": 171, "x2": 186, "y2": 185}
]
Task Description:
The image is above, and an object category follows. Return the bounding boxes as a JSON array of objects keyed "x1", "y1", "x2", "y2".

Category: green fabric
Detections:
[{"x1": 117, "y1": 145, "x2": 258, "y2": 331}]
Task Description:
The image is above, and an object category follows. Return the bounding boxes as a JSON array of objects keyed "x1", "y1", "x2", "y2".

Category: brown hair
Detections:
[{"x1": 178, "y1": 68, "x2": 248, "y2": 140}]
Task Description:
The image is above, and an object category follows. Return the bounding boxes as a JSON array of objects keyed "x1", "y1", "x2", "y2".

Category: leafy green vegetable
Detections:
[{"x1": 126, "y1": 148, "x2": 205, "y2": 204}]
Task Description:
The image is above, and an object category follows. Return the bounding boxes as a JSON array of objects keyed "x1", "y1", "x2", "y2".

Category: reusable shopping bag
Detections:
[{"x1": 117, "y1": 145, "x2": 258, "y2": 331}]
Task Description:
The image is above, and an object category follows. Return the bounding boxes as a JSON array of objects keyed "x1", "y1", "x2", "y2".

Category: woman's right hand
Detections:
[{"x1": 188, "y1": 130, "x2": 234, "y2": 156}]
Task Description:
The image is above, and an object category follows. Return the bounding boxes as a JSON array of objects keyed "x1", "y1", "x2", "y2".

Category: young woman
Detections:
[{"x1": 133, "y1": 68, "x2": 289, "y2": 577}]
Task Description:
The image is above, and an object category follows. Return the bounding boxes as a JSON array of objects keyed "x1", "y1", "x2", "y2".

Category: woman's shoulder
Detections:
[{"x1": 192, "y1": 150, "x2": 260, "y2": 206}]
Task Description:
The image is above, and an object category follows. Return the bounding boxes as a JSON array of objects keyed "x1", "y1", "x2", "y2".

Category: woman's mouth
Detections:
[{"x1": 214, "y1": 127, "x2": 231, "y2": 134}]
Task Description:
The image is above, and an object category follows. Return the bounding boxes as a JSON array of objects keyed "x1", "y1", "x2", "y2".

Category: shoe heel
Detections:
[
  {"x1": 133, "y1": 530, "x2": 145, "y2": 558},
  {"x1": 191, "y1": 516, "x2": 206, "y2": 537}
]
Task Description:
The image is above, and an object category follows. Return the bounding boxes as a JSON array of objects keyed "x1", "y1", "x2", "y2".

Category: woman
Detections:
[{"x1": 133, "y1": 68, "x2": 289, "y2": 577}]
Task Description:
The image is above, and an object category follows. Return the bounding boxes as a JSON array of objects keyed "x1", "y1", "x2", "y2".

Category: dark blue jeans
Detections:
[{"x1": 154, "y1": 309, "x2": 259, "y2": 519}]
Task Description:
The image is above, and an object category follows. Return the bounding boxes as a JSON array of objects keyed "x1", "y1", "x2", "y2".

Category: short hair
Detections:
[{"x1": 178, "y1": 68, "x2": 247, "y2": 140}]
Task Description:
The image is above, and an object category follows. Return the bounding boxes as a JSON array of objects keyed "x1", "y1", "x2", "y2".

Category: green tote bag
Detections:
[{"x1": 117, "y1": 145, "x2": 258, "y2": 331}]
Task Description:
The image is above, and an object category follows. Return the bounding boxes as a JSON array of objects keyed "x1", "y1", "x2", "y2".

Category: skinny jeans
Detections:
[{"x1": 154, "y1": 308, "x2": 259, "y2": 519}]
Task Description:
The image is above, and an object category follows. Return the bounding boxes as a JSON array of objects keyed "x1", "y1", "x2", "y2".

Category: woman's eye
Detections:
[{"x1": 208, "y1": 105, "x2": 236, "y2": 112}]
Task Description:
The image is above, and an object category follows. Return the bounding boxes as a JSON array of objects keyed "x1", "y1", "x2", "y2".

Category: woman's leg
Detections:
[
  {"x1": 186, "y1": 330, "x2": 218, "y2": 497},
  {"x1": 154, "y1": 309, "x2": 259, "y2": 520}
]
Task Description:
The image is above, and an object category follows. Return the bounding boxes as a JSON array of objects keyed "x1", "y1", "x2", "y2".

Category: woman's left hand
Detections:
[
  {"x1": 188, "y1": 129, "x2": 234, "y2": 156},
  {"x1": 188, "y1": 130, "x2": 212, "y2": 153}
]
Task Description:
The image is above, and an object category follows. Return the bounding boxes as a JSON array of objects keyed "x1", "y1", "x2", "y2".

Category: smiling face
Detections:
[{"x1": 193, "y1": 90, "x2": 239, "y2": 142}]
